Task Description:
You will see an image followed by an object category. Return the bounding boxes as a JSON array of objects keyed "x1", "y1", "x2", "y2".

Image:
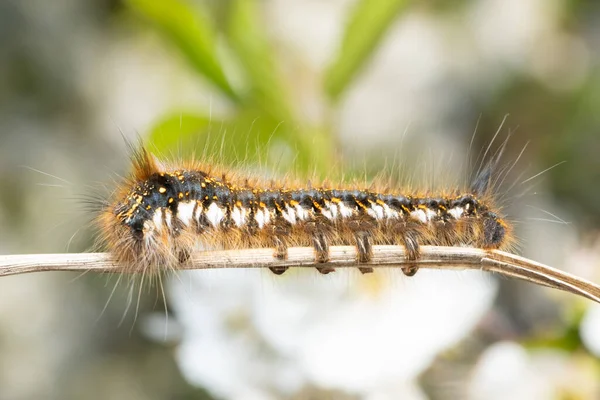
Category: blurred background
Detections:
[{"x1": 1, "y1": 0, "x2": 600, "y2": 399}]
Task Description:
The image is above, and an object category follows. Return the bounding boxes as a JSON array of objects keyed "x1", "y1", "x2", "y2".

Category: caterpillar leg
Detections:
[
  {"x1": 355, "y1": 231, "x2": 374, "y2": 274},
  {"x1": 348, "y1": 217, "x2": 376, "y2": 274},
  {"x1": 311, "y1": 231, "x2": 329, "y2": 263},
  {"x1": 305, "y1": 216, "x2": 334, "y2": 274},
  {"x1": 269, "y1": 217, "x2": 291, "y2": 275},
  {"x1": 401, "y1": 230, "x2": 420, "y2": 276},
  {"x1": 171, "y1": 216, "x2": 194, "y2": 266},
  {"x1": 312, "y1": 231, "x2": 334, "y2": 274},
  {"x1": 177, "y1": 248, "x2": 191, "y2": 264},
  {"x1": 392, "y1": 222, "x2": 421, "y2": 277}
]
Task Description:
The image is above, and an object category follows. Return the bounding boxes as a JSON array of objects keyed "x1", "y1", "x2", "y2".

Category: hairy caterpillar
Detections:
[{"x1": 96, "y1": 136, "x2": 515, "y2": 277}]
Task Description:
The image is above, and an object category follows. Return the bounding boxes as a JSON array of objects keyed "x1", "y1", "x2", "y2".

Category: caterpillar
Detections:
[{"x1": 96, "y1": 136, "x2": 515, "y2": 278}]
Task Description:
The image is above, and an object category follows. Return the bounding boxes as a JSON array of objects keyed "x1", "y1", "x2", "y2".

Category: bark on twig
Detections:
[{"x1": 0, "y1": 246, "x2": 598, "y2": 303}]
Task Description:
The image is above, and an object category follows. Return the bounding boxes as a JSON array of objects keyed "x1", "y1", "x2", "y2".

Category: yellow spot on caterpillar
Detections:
[
  {"x1": 259, "y1": 202, "x2": 266, "y2": 208},
  {"x1": 313, "y1": 201, "x2": 322, "y2": 210},
  {"x1": 158, "y1": 187, "x2": 167, "y2": 194},
  {"x1": 355, "y1": 199, "x2": 367, "y2": 210},
  {"x1": 236, "y1": 201, "x2": 242, "y2": 207},
  {"x1": 124, "y1": 204, "x2": 138, "y2": 219},
  {"x1": 178, "y1": 192, "x2": 184, "y2": 199},
  {"x1": 146, "y1": 205, "x2": 151, "y2": 210},
  {"x1": 376, "y1": 199, "x2": 386, "y2": 206},
  {"x1": 168, "y1": 198, "x2": 174, "y2": 204},
  {"x1": 204, "y1": 196, "x2": 209, "y2": 200},
  {"x1": 289, "y1": 199, "x2": 299, "y2": 207},
  {"x1": 213, "y1": 195, "x2": 218, "y2": 200},
  {"x1": 331, "y1": 197, "x2": 341, "y2": 203}
]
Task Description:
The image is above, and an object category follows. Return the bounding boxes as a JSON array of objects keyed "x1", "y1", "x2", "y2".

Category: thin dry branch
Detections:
[{"x1": 0, "y1": 246, "x2": 599, "y2": 304}]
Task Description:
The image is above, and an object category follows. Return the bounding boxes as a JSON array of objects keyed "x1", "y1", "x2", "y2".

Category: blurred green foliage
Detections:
[
  {"x1": 127, "y1": 0, "x2": 238, "y2": 100},
  {"x1": 324, "y1": 0, "x2": 410, "y2": 100},
  {"x1": 125, "y1": 0, "x2": 413, "y2": 177}
]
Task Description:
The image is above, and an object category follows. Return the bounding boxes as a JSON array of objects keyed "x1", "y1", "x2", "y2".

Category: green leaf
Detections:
[
  {"x1": 126, "y1": 0, "x2": 239, "y2": 101},
  {"x1": 324, "y1": 0, "x2": 411, "y2": 101},
  {"x1": 147, "y1": 109, "x2": 289, "y2": 167},
  {"x1": 227, "y1": 0, "x2": 292, "y2": 121},
  {"x1": 147, "y1": 112, "x2": 215, "y2": 156},
  {"x1": 146, "y1": 108, "x2": 335, "y2": 178}
]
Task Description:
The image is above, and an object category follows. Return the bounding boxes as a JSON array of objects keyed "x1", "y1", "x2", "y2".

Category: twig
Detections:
[{"x1": 0, "y1": 246, "x2": 598, "y2": 303}]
